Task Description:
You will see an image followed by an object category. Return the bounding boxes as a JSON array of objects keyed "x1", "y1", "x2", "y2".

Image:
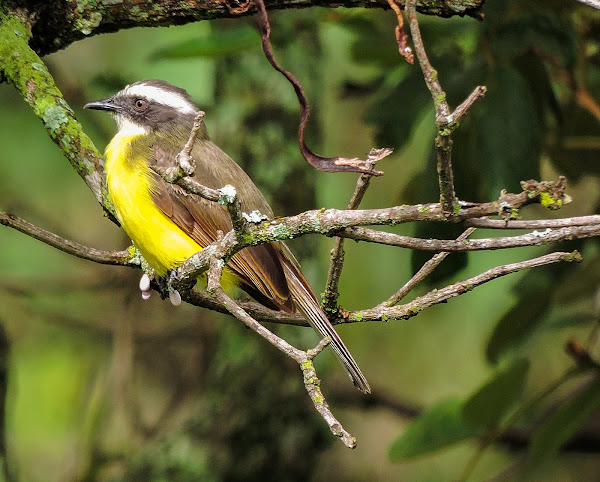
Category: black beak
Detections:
[{"x1": 84, "y1": 96, "x2": 120, "y2": 112}]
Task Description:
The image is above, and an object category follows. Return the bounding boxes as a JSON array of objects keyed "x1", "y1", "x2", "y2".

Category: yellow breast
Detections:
[{"x1": 105, "y1": 134, "x2": 201, "y2": 277}]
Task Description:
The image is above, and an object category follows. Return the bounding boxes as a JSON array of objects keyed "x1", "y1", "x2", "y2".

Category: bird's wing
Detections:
[{"x1": 149, "y1": 145, "x2": 295, "y2": 312}]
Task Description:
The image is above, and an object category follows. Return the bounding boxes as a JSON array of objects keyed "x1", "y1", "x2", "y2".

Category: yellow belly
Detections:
[{"x1": 105, "y1": 134, "x2": 202, "y2": 277}]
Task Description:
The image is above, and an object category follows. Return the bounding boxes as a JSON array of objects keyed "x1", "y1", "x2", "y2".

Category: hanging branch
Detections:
[{"x1": 253, "y1": 0, "x2": 392, "y2": 175}]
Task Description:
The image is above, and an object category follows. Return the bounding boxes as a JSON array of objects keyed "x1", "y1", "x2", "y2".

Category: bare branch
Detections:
[
  {"x1": 170, "y1": 180, "x2": 568, "y2": 285},
  {"x1": 465, "y1": 215, "x2": 600, "y2": 229},
  {"x1": 405, "y1": 0, "x2": 486, "y2": 214},
  {"x1": 205, "y1": 254, "x2": 357, "y2": 448},
  {"x1": 323, "y1": 157, "x2": 381, "y2": 312},
  {"x1": 339, "y1": 224, "x2": 600, "y2": 251},
  {"x1": 0, "y1": 211, "x2": 134, "y2": 266},
  {"x1": 349, "y1": 251, "x2": 582, "y2": 323},
  {"x1": 381, "y1": 227, "x2": 476, "y2": 307},
  {"x1": 152, "y1": 114, "x2": 247, "y2": 237}
]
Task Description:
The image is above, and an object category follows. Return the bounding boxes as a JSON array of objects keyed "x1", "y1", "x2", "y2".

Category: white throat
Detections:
[{"x1": 115, "y1": 116, "x2": 148, "y2": 138}]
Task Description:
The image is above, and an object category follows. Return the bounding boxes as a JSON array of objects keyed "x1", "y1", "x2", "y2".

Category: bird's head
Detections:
[{"x1": 85, "y1": 79, "x2": 201, "y2": 137}]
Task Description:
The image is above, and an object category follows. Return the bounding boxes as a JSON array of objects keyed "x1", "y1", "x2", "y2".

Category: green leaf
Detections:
[
  {"x1": 463, "y1": 358, "x2": 530, "y2": 428},
  {"x1": 388, "y1": 399, "x2": 483, "y2": 461},
  {"x1": 150, "y1": 26, "x2": 260, "y2": 60},
  {"x1": 529, "y1": 376, "x2": 600, "y2": 465}
]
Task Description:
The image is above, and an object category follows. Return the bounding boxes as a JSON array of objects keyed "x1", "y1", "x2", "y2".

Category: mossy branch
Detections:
[
  {"x1": 0, "y1": 9, "x2": 111, "y2": 214},
  {"x1": 9, "y1": 0, "x2": 486, "y2": 57}
]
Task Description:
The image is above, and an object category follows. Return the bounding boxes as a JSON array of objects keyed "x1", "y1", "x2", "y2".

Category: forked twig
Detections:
[
  {"x1": 405, "y1": 0, "x2": 486, "y2": 214},
  {"x1": 205, "y1": 256, "x2": 357, "y2": 448},
  {"x1": 381, "y1": 227, "x2": 476, "y2": 307}
]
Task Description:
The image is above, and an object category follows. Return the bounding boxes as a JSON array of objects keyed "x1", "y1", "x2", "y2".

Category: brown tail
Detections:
[{"x1": 281, "y1": 261, "x2": 371, "y2": 394}]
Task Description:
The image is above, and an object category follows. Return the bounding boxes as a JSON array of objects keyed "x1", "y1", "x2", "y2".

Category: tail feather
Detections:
[{"x1": 282, "y1": 262, "x2": 371, "y2": 394}]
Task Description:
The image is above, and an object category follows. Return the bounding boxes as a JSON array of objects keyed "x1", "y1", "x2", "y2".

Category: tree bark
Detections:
[{"x1": 8, "y1": 0, "x2": 485, "y2": 56}]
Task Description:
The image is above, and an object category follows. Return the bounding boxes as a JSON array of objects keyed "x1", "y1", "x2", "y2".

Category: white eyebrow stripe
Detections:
[{"x1": 123, "y1": 84, "x2": 197, "y2": 114}]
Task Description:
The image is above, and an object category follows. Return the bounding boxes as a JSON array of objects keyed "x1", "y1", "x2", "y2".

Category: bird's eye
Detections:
[{"x1": 134, "y1": 99, "x2": 147, "y2": 110}]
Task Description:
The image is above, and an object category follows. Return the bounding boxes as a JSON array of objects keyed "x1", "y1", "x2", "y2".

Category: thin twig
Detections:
[
  {"x1": 205, "y1": 255, "x2": 357, "y2": 448},
  {"x1": 0, "y1": 211, "x2": 134, "y2": 266},
  {"x1": 387, "y1": 0, "x2": 414, "y2": 64},
  {"x1": 382, "y1": 227, "x2": 476, "y2": 307},
  {"x1": 405, "y1": 0, "x2": 486, "y2": 214},
  {"x1": 338, "y1": 224, "x2": 600, "y2": 251},
  {"x1": 450, "y1": 85, "x2": 488, "y2": 125},
  {"x1": 322, "y1": 153, "x2": 384, "y2": 312},
  {"x1": 348, "y1": 251, "x2": 582, "y2": 323},
  {"x1": 253, "y1": 0, "x2": 391, "y2": 175},
  {"x1": 465, "y1": 215, "x2": 600, "y2": 229},
  {"x1": 153, "y1": 112, "x2": 247, "y2": 237},
  {"x1": 175, "y1": 111, "x2": 206, "y2": 176}
]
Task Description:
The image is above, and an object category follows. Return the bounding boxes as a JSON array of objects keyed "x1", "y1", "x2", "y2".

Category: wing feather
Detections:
[{"x1": 150, "y1": 143, "x2": 294, "y2": 312}]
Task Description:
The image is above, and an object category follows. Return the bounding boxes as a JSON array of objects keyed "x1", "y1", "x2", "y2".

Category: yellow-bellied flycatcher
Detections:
[{"x1": 85, "y1": 80, "x2": 370, "y2": 393}]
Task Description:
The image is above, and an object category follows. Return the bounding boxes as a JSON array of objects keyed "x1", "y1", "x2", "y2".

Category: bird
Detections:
[{"x1": 85, "y1": 79, "x2": 370, "y2": 393}]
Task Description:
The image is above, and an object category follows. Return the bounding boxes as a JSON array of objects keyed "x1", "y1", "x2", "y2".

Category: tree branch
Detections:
[
  {"x1": 205, "y1": 255, "x2": 357, "y2": 448},
  {"x1": 338, "y1": 223, "x2": 600, "y2": 251},
  {"x1": 0, "y1": 9, "x2": 110, "y2": 213},
  {"x1": 381, "y1": 227, "x2": 476, "y2": 307},
  {"x1": 349, "y1": 251, "x2": 582, "y2": 322},
  {"x1": 323, "y1": 163, "x2": 379, "y2": 313},
  {"x1": 0, "y1": 211, "x2": 134, "y2": 266},
  {"x1": 464, "y1": 215, "x2": 600, "y2": 229},
  {"x1": 15, "y1": 0, "x2": 486, "y2": 57},
  {"x1": 406, "y1": 0, "x2": 486, "y2": 214}
]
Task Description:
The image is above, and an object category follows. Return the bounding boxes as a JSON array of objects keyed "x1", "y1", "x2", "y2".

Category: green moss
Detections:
[
  {"x1": 300, "y1": 360, "x2": 313, "y2": 371},
  {"x1": 354, "y1": 312, "x2": 364, "y2": 322},
  {"x1": 0, "y1": 11, "x2": 107, "y2": 209},
  {"x1": 418, "y1": 206, "x2": 431, "y2": 213},
  {"x1": 312, "y1": 394, "x2": 324, "y2": 405}
]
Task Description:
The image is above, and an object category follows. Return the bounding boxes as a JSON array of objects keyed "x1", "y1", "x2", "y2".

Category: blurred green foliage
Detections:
[{"x1": 1, "y1": 0, "x2": 600, "y2": 480}]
